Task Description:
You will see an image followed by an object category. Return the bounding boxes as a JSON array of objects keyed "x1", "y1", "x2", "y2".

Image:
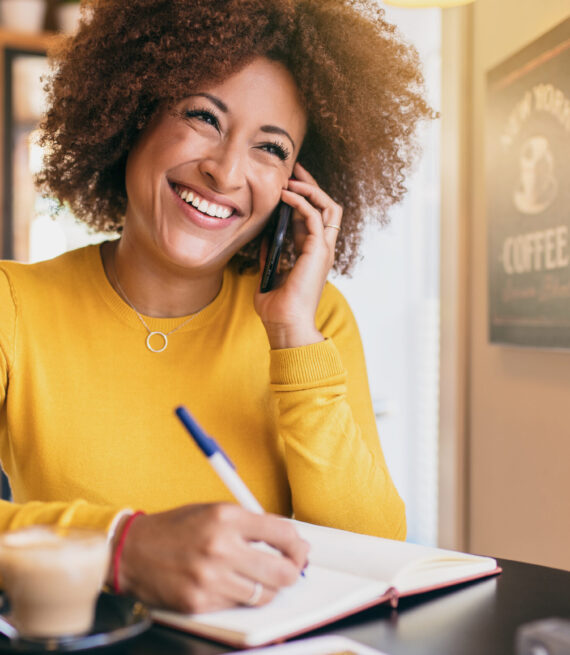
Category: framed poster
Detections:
[{"x1": 487, "y1": 18, "x2": 570, "y2": 349}]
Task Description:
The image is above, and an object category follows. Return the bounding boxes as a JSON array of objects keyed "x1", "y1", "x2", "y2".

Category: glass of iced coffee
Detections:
[{"x1": 0, "y1": 526, "x2": 110, "y2": 640}]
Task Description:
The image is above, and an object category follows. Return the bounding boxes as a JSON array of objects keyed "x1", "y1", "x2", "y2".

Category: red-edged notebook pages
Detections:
[{"x1": 152, "y1": 519, "x2": 501, "y2": 648}]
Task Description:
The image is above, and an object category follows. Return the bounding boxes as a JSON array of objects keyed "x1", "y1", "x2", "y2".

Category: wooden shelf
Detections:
[
  {"x1": 0, "y1": 28, "x2": 65, "y2": 258},
  {"x1": 0, "y1": 28, "x2": 61, "y2": 53}
]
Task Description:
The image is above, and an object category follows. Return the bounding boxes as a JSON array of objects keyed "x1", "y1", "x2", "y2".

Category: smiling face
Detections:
[{"x1": 122, "y1": 57, "x2": 307, "y2": 277}]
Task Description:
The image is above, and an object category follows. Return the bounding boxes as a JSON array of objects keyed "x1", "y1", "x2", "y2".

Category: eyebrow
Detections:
[{"x1": 188, "y1": 92, "x2": 297, "y2": 150}]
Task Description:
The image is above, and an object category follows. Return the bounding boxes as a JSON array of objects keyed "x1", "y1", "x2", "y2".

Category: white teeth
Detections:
[{"x1": 175, "y1": 185, "x2": 233, "y2": 218}]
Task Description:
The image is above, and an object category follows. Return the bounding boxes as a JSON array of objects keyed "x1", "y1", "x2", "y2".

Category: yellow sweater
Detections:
[{"x1": 0, "y1": 245, "x2": 405, "y2": 539}]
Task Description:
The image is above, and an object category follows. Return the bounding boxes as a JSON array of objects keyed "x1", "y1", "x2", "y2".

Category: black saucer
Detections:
[{"x1": 0, "y1": 592, "x2": 151, "y2": 652}]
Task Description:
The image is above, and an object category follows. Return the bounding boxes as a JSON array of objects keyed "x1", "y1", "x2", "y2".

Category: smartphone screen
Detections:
[{"x1": 260, "y1": 202, "x2": 292, "y2": 293}]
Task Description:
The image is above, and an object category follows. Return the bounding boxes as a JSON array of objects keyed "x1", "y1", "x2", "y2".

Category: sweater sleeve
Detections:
[
  {"x1": 269, "y1": 283, "x2": 406, "y2": 540},
  {"x1": 0, "y1": 266, "x2": 126, "y2": 537},
  {"x1": 0, "y1": 499, "x2": 127, "y2": 534}
]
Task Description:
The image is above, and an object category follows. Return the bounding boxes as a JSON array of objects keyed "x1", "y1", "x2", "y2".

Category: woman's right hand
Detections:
[{"x1": 110, "y1": 504, "x2": 309, "y2": 612}]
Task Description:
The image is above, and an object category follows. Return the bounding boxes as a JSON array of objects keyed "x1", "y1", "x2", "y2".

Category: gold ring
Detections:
[
  {"x1": 324, "y1": 224, "x2": 341, "y2": 231},
  {"x1": 244, "y1": 581, "x2": 263, "y2": 607}
]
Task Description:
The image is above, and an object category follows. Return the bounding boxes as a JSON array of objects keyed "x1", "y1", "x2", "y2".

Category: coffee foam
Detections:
[
  {"x1": 2, "y1": 526, "x2": 64, "y2": 547},
  {"x1": 0, "y1": 527, "x2": 107, "y2": 567}
]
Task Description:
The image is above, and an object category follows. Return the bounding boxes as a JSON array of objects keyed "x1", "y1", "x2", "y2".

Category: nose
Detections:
[{"x1": 198, "y1": 140, "x2": 246, "y2": 193}]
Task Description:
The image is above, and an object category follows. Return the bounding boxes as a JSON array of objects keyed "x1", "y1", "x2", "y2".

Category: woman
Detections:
[{"x1": 0, "y1": 0, "x2": 433, "y2": 612}]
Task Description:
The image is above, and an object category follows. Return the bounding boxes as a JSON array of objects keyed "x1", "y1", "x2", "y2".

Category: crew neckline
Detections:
[{"x1": 86, "y1": 242, "x2": 231, "y2": 333}]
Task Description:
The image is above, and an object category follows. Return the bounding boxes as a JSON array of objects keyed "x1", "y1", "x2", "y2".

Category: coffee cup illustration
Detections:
[{"x1": 513, "y1": 135, "x2": 558, "y2": 215}]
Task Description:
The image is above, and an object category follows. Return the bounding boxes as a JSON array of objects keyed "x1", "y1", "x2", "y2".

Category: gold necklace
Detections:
[{"x1": 111, "y1": 254, "x2": 203, "y2": 353}]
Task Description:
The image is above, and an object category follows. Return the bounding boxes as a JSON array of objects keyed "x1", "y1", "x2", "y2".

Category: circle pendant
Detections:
[{"x1": 146, "y1": 331, "x2": 168, "y2": 353}]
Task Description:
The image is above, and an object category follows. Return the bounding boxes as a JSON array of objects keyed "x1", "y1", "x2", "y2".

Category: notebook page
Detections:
[
  {"x1": 291, "y1": 520, "x2": 496, "y2": 589},
  {"x1": 152, "y1": 563, "x2": 387, "y2": 647}
]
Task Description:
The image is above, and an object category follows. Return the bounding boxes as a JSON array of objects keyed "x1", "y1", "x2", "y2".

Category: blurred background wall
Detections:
[{"x1": 443, "y1": 0, "x2": 569, "y2": 570}]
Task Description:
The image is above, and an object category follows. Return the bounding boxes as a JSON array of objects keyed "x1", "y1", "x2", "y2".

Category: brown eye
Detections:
[
  {"x1": 184, "y1": 109, "x2": 220, "y2": 131},
  {"x1": 259, "y1": 141, "x2": 290, "y2": 161}
]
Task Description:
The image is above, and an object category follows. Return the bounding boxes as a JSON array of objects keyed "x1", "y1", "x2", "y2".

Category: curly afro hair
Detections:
[{"x1": 37, "y1": 0, "x2": 435, "y2": 274}]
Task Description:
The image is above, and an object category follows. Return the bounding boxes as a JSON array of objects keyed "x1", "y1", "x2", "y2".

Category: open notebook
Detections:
[{"x1": 152, "y1": 520, "x2": 501, "y2": 648}]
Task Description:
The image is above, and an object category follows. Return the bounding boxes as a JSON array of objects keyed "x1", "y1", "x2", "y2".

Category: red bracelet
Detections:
[{"x1": 112, "y1": 511, "x2": 145, "y2": 595}]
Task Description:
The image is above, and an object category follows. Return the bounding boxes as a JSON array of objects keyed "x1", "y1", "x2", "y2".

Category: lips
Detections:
[{"x1": 171, "y1": 183, "x2": 236, "y2": 219}]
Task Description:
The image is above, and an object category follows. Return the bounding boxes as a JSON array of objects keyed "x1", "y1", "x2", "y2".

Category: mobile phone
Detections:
[{"x1": 260, "y1": 202, "x2": 292, "y2": 293}]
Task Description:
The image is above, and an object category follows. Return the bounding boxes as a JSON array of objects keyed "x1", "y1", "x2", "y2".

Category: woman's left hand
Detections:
[{"x1": 254, "y1": 162, "x2": 343, "y2": 349}]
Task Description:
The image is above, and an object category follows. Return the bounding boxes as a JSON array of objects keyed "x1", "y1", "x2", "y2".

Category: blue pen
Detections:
[
  {"x1": 175, "y1": 405, "x2": 264, "y2": 514},
  {"x1": 176, "y1": 405, "x2": 307, "y2": 577}
]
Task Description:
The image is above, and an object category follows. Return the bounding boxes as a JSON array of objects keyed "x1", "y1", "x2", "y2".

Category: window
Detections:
[{"x1": 333, "y1": 6, "x2": 441, "y2": 546}]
